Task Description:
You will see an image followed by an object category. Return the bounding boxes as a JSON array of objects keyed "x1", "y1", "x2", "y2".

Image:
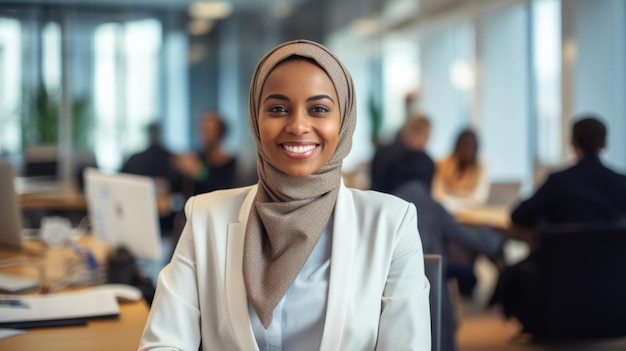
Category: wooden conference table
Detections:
[
  {"x1": 455, "y1": 205, "x2": 512, "y2": 232},
  {"x1": 0, "y1": 238, "x2": 150, "y2": 351}
]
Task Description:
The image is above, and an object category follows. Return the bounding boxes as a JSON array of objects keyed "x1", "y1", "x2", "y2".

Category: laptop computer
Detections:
[
  {"x1": 0, "y1": 161, "x2": 24, "y2": 249},
  {"x1": 83, "y1": 168, "x2": 162, "y2": 261},
  {"x1": 486, "y1": 181, "x2": 522, "y2": 208}
]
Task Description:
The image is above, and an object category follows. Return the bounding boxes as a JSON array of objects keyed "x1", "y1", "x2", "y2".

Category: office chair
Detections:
[
  {"x1": 424, "y1": 254, "x2": 442, "y2": 351},
  {"x1": 534, "y1": 223, "x2": 626, "y2": 340}
]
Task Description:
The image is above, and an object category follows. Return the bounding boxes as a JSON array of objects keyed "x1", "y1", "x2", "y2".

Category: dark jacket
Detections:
[
  {"x1": 511, "y1": 155, "x2": 626, "y2": 228},
  {"x1": 370, "y1": 139, "x2": 435, "y2": 194}
]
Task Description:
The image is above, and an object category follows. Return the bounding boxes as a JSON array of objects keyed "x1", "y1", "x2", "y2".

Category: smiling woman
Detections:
[
  {"x1": 139, "y1": 40, "x2": 431, "y2": 351},
  {"x1": 258, "y1": 57, "x2": 341, "y2": 178}
]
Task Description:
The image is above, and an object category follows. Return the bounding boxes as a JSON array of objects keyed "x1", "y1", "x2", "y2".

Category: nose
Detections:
[{"x1": 285, "y1": 109, "x2": 311, "y2": 135}]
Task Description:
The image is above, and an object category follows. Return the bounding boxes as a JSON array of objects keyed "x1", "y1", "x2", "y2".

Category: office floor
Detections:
[{"x1": 455, "y1": 256, "x2": 626, "y2": 351}]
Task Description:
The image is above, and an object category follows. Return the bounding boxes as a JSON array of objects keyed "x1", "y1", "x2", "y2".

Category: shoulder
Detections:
[
  {"x1": 185, "y1": 185, "x2": 255, "y2": 218},
  {"x1": 342, "y1": 186, "x2": 415, "y2": 220}
]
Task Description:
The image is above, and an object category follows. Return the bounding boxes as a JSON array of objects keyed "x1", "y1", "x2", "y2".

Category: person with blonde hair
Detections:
[
  {"x1": 140, "y1": 40, "x2": 431, "y2": 350},
  {"x1": 371, "y1": 113, "x2": 435, "y2": 194}
]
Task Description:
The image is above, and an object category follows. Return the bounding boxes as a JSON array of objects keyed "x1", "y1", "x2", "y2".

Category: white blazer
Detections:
[{"x1": 139, "y1": 182, "x2": 431, "y2": 351}]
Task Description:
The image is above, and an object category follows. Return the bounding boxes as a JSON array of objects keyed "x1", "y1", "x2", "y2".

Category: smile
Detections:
[{"x1": 282, "y1": 144, "x2": 317, "y2": 154}]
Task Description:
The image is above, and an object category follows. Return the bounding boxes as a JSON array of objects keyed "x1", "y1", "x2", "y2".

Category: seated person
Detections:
[
  {"x1": 394, "y1": 180, "x2": 504, "y2": 351},
  {"x1": 173, "y1": 111, "x2": 238, "y2": 196},
  {"x1": 489, "y1": 114, "x2": 626, "y2": 335},
  {"x1": 120, "y1": 122, "x2": 184, "y2": 237},
  {"x1": 432, "y1": 128, "x2": 489, "y2": 214},
  {"x1": 370, "y1": 113, "x2": 435, "y2": 194},
  {"x1": 432, "y1": 128, "x2": 490, "y2": 296},
  {"x1": 383, "y1": 115, "x2": 505, "y2": 351},
  {"x1": 511, "y1": 116, "x2": 626, "y2": 229}
]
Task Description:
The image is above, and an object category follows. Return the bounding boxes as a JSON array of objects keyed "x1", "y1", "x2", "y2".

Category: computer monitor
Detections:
[
  {"x1": 83, "y1": 168, "x2": 162, "y2": 260},
  {"x1": 0, "y1": 161, "x2": 23, "y2": 249}
]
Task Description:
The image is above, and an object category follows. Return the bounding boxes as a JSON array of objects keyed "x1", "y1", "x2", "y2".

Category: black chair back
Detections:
[
  {"x1": 424, "y1": 254, "x2": 442, "y2": 351},
  {"x1": 535, "y1": 223, "x2": 626, "y2": 340}
]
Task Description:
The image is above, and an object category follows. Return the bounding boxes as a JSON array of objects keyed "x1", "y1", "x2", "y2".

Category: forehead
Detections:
[{"x1": 262, "y1": 58, "x2": 336, "y2": 94}]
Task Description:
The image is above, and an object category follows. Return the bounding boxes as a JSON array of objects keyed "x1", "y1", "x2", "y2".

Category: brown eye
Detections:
[
  {"x1": 311, "y1": 106, "x2": 329, "y2": 113},
  {"x1": 268, "y1": 106, "x2": 288, "y2": 113}
]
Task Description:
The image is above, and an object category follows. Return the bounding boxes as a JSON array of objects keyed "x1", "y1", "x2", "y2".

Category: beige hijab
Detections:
[{"x1": 243, "y1": 40, "x2": 356, "y2": 328}]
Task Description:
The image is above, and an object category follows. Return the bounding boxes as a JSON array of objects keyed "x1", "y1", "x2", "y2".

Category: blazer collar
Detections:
[
  {"x1": 225, "y1": 185, "x2": 258, "y2": 350},
  {"x1": 223, "y1": 182, "x2": 356, "y2": 350},
  {"x1": 320, "y1": 181, "x2": 356, "y2": 350}
]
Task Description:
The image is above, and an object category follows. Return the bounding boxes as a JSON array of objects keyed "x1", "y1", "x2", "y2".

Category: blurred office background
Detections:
[{"x1": 1, "y1": 0, "x2": 624, "y2": 192}]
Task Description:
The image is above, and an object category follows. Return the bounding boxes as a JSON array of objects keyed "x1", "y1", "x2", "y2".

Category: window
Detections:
[
  {"x1": 0, "y1": 17, "x2": 21, "y2": 155},
  {"x1": 531, "y1": 0, "x2": 561, "y2": 165},
  {"x1": 93, "y1": 19, "x2": 161, "y2": 171}
]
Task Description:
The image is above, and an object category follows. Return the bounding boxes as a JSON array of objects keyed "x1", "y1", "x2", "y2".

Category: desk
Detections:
[
  {"x1": 455, "y1": 205, "x2": 511, "y2": 232},
  {"x1": 0, "y1": 240, "x2": 150, "y2": 350},
  {"x1": 0, "y1": 301, "x2": 149, "y2": 351},
  {"x1": 17, "y1": 183, "x2": 172, "y2": 216}
]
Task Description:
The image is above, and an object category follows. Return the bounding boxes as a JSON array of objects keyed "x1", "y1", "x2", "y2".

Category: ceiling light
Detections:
[{"x1": 188, "y1": 1, "x2": 233, "y2": 20}]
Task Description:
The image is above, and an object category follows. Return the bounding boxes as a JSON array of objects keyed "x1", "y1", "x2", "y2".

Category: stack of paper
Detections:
[{"x1": 0, "y1": 289, "x2": 120, "y2": 328}]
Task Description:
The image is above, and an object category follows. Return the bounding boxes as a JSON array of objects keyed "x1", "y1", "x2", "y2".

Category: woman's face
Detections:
[{"x1": 258, "y1": 58, "x2": 341, "y2": 177}]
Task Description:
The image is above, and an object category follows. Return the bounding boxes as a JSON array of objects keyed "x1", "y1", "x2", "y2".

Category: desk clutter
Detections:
[{"x1": 0, "y1": 232, "x2": 155, "y2": 307}]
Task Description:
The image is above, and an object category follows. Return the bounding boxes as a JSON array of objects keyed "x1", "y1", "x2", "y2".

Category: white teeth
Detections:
[{"x1": 283, "y1": 144, "x2": 316, "y2": 154}]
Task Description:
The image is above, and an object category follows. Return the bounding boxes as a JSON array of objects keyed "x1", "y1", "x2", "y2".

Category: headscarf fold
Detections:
[{"x1": 243, "y1": 39, "x2": 356, "y2": 328}]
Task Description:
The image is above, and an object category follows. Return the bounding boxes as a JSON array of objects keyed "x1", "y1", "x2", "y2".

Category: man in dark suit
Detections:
[
  {"x1": 490, "y1": 115, "x2": 626, "y2": 336},
  {"x1": 511, "y1": 116, "x2": 626, "y2": 227}
]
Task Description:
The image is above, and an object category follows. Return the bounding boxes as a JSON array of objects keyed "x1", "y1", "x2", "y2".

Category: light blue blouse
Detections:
[{"x1": 249, "y1": 216, "x2": 333, "y2": 351}]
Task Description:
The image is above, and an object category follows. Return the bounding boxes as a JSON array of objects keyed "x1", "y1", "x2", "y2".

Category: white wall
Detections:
[
  {"x1": 479, "y1": 3, "x2": 532, "y2": 185},
  {"x1": 572, "y1": 0, "x2": 626, "y2": 172}
]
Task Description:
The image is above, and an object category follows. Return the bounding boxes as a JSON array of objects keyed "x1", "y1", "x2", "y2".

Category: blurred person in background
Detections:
[
  {"x1": 174, "y1": 110, "x2": 238, "y2": 196},
  {"x1": 121, "y1": 122, "x2": 182, "y2": 195},
  {"x1": 121, "y1": 121, "x2": 183, "y2": 237},
  {"x1": 432, "y1": 128, "x2": 491, "y2": 298},
  {"x1": 379, "y1": 114, "x2": 504, "y2": 351},
  {"x1": 370, "y1": 113, "x2": 435, "y2": 194},
  {"x1": 490, "y1": 114, "x2": 626, "y2": 336},
  {"x1": 510, "y1": 115, "x2": 626, "y2": 229},
  {"x1": 120, "y1": 121, "x2": 185, "y2": 285},
  {"x1": 432, "y1": 128, "x2": 489, "y2": 214}
]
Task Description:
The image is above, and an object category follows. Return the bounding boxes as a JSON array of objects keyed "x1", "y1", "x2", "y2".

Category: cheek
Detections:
[
  {"x1": 321, "y1": 120, "x2": 341, "y2": 146},
  {"x1": 258, "y1": 119, "x2": 278, "y2": 147}
]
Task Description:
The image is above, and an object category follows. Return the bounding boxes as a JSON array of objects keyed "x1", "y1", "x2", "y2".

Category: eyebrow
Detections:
[{"x1": 262, "y1": 94, "x2": 336, "y2": 104}]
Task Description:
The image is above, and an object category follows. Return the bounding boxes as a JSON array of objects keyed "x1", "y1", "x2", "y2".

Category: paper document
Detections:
[
  {"x1": 0, "y1": 273, "x2": 39, "y2": 293},
  {"x1": 0, "y1": 328, "x2": 27, "y2": 340},
  {"x1": 0, "y1": 289, "x2": 120, "y2": 324}
]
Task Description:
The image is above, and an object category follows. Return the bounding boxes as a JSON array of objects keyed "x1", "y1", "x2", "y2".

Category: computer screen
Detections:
[
  {"x1": 0, "y1": 161, "x2": 23, "y2": 249},
  {"x1": 83, "y1": 168, "x2": 162, "y2": 260}
]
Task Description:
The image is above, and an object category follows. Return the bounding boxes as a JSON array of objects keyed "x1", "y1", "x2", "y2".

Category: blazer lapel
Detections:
[
  {"x1": 320, "y1": 183, "x2": 356, "y2": 350},
  {"x1": 225, "y1": 186, "x2": 259, "y2": 351}
]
